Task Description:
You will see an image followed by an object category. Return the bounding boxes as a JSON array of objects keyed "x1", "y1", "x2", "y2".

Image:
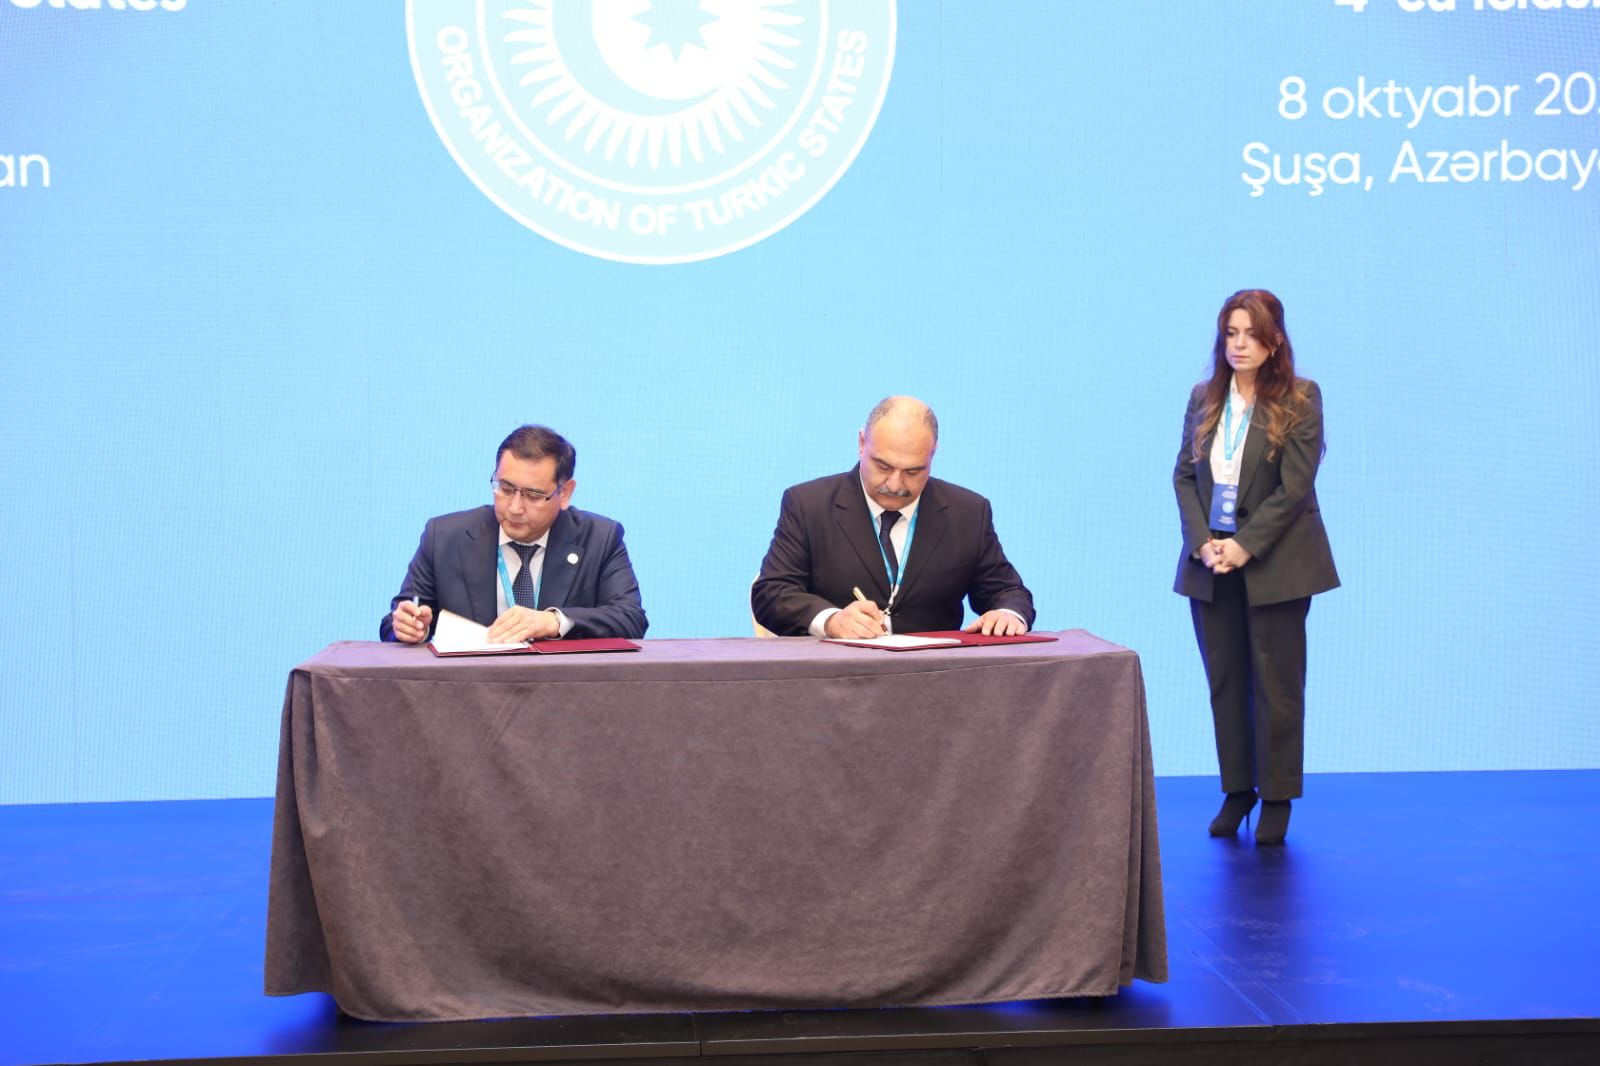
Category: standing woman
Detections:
[{"x1": 1174, "y1": 289, "x2": 1339, "y2": 845}]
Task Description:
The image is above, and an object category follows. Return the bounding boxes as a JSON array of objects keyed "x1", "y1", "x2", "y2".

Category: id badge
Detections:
[{"x1": 1208, "y1": 483, "x2": 1239, "y2": 532}]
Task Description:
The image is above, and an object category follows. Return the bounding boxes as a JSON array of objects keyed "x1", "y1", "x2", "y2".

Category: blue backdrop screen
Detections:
[{"x1": 2, "y1": 0, "x2": 1597, "y2": 803}]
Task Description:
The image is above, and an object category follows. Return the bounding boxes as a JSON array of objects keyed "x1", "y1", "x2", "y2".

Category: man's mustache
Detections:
[{"x1": 873, "y1": 484, "x2": 913, "y2": 499}]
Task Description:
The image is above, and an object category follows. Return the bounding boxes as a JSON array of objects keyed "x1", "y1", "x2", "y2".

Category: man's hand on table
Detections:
[
  {"x1": 964, "y1": 610, "x2": 1028, "y2": 637},
  {"x1": 487, "y1": 606, "x2": 561, "y2": 643}
]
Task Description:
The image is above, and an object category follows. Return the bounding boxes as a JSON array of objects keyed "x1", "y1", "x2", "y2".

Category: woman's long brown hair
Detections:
[{"x1": 1191, "y1": 289, "x2": 1308, "y2": 463}]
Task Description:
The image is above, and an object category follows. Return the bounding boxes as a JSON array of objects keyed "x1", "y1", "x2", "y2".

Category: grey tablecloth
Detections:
[{"x1": 264, "y1": 632, "x2": 1166, "y2": 1021}]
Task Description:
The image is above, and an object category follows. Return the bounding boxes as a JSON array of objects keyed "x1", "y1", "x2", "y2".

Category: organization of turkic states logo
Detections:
[{"x1": 406, "y1": 0, "x2": 895, "y2": 264}]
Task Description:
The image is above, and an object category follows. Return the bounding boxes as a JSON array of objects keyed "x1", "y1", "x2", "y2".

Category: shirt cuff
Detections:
[
  {"x1": 551, "y1": 608, "x2": 574, "y2": 638},
  {"x1": 809, "y1": 608, "x2": 840, "y2": 638}
]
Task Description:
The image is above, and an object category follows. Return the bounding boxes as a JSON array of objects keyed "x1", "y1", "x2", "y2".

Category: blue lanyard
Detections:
[
  {"x1": 1222, "y1": 392, "x2": 1253, "y2": 463},
  {"x1": 496, "y1": 545, "x2": 542, "y2": 610},
  {"x1": 871, "y1": 507, "x2": 918, "y2": 610}
]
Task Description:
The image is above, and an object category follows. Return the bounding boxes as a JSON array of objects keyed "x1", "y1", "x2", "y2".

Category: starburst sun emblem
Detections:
[
  {"x1": 408, "y1": 0, "x2": 895, "y2": 262},
  {"x1": 501, "y1": 0, "x2": 808, "y2": 177}
]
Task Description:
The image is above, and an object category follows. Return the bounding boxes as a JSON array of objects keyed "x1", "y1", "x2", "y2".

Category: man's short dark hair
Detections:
[{"x1": 497, "y1": 425, "x2": 576, "y2": 484}]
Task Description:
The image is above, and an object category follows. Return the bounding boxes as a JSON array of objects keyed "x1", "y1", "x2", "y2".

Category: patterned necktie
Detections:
[
  {"x1": 878, "y1": 510, "x2": 901, "y2": 585},
  {"x1": 511, "y1": 543, "x2": 541, "y2": 608}
]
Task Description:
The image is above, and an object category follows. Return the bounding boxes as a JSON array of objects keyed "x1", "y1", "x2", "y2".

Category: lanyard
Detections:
[
  {"x1": 871, "y1": 507, "x2": 918, "y2": 611},
  {"x1": 496, "y1": 544, "x2": 542, "y2": 610},
  {"x1": 1221, "y1": 392, "x2": 1253, "y2": 467}
]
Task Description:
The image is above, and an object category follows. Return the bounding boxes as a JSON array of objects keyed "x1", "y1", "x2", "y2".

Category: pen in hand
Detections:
[
  {"x1": 851, "y1": 586, "x2": 888, "y2": 635},
  {"x1": 398, "y1": 595, "x2": 432, "y2": 644}
]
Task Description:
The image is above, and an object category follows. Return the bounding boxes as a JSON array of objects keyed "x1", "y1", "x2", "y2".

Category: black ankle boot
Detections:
[
  {"x1": 1209, "y1": 791, "x2": 1258, "y2": 836},
  {"x1": 1255, "y1": 800, "x2": 1292, "y2": 845}
]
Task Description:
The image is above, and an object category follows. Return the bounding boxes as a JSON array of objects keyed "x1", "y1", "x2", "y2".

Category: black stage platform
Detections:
[{"x1": 3, "y1": 771, "x2": 1597, "y2": 1066}]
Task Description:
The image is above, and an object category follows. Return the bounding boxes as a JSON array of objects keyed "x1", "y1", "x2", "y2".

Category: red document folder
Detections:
[
  {"x1": 427, "y1": 638, "x2": 641, "y2": 657},
  {"x1": 823, "y1": 631, "x2": 1060, "y2": 652},
  {"x1": 909, "y1": 631, "x2": 1059, "y2": 647},
  {"x1": 525, "y1": 638, "x2": 641, "y2": 655},
  {"x1": 425, "y1": 609, "x2": 641, "y2": 656}
]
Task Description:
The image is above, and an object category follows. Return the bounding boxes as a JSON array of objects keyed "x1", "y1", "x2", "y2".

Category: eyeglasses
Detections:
[{"x1": 491, "y1": 478, "x2": 562, "y2": 505}]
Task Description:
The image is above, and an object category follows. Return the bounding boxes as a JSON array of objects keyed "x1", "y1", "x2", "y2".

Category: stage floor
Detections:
[{"x1": 2, "y1": 771, "x2": 1596, "y2": 1066}]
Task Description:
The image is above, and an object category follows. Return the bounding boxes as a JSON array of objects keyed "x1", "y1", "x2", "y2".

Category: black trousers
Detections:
[{"x1": 1190, "y1": 568, "x2": 1311, "y2": 801}]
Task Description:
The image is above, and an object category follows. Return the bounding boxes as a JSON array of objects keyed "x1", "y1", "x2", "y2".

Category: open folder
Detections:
[
  {"x1": 426, "y1": 609, "x2": 641, "y2": 657},
  {"x1": 822, "y1": 630, "x2": 1059, "y2": 652}
]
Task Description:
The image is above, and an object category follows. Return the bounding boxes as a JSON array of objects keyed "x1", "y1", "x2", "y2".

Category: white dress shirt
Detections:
[
  {"x1": 1208, "y1": 374, "x2": 1254, "y2": 489},
  {"x1": 496, "y1": 527, "x2": 574, "y2": 637},
  {"x1": 808, "y1": 487, "x2": 921, "y2": 637}
]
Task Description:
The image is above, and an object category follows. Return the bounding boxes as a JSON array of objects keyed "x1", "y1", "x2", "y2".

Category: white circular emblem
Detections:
[{"x1": 407, "y1": 0, "x2": 896, "y2": 264}]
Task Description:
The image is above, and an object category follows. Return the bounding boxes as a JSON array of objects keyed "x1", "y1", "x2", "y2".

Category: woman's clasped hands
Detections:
[{"x1": 1199, "y1": 537, "x2": 1253, "y2": 575}]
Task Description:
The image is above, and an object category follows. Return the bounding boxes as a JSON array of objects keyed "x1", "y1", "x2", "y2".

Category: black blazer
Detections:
[
  {"x1": 752, "y1": 467, "x2": 1035, "y2": 636},
  {"x1": 380, "y1": 505, "x2": 648, "y2": 640},
  {"x1": 1173, "y1": 379, "x2": 1339, "y2": 605}
]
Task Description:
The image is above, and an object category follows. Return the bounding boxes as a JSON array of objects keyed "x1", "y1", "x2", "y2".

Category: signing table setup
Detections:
[{"x1": 264, "y1": 632, "x2": 1166, "y2": 1022}]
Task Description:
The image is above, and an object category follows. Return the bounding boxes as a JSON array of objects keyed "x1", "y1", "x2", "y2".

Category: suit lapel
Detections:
[
  {"x1": 1234, "y1": 407, "x2": 1269, "y2": 505},
  {"x1": 538, "y1": 509, "x2": 578, "y2": 609},
  {"x1": 462, "y1": 506, "x2": 501, "y2": 625},
  {"x1": 833, "y1": 469, "x2": 893, "y2": 601},
  {"x1": 894, "y1": 481, "x2": 947, "y2": 606}
]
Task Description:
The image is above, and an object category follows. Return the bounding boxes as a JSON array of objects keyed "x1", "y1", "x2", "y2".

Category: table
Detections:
[{"x1": 264, "y1": 632, "x2": 1166, "y2": 1021}]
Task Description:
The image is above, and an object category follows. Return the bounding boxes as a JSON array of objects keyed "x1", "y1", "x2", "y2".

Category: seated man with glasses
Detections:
[{"x1": 381, "y1": 424, "x2": 648, "y2": 643}]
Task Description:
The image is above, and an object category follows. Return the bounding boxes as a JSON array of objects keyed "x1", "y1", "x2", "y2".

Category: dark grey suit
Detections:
[
  {"x1": 1173, "y1": 379, "x2": 1339, "y2": 800},
  {"x1": 379, "y1": 505, "x2": 647, "y2": 641},
  {"x1": 752, "y1": 467, "x2": 1034, "y2": 636}
]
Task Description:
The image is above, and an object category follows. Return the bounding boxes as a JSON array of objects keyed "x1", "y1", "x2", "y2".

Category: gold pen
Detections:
[{"x1": 851, "y1": 587, "x2": 888, "y2": 635}]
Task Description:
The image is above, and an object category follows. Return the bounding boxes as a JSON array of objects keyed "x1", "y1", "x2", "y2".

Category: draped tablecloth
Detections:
[{"x1": 264, "y1": 632, "x2": 1166, "y2": 1021}]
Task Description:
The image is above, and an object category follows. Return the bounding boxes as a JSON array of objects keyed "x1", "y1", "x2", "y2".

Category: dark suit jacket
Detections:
[
  {"x1": 379, "y1": 505, "x2": 647, "y2": 640},
  {"x1": 1173, "y1": 379, "x2": 1339, "y2": 606},
  {"x1": 752, "y1": 467, "x2": 1035, "y2": 636}
]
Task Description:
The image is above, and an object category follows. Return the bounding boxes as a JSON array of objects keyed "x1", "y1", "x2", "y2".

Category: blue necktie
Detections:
[{"x1": 511, "y1": 543, "x2": 540, "y2": 608}]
